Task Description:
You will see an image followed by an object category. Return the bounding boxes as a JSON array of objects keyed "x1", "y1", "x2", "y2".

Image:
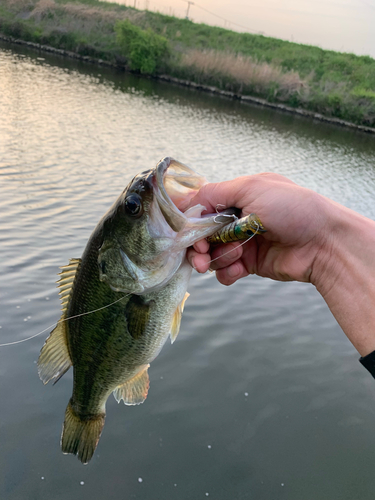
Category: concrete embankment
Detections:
[{"x1": 1, "y1": 33, "x2": 374, "y2": 135}]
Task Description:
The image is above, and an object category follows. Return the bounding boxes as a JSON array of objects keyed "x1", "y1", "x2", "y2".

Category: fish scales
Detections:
[
  {"x1": 68, "y1": 239, "x2": 189, "y2": 409},
  {"x1": 38, "y1": 157, "x2": 237, "y2": 464}
]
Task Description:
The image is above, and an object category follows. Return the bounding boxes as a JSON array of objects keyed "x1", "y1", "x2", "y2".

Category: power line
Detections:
[
  {"x1": 180, "y1": 0, "x2": 263, "y2": 34},
  {"x1": 127, "y1": 0, "x2": 266, "y2": 35},
  {"x1": 182, "y1": 0, "x2": 194, "y2": 18}
]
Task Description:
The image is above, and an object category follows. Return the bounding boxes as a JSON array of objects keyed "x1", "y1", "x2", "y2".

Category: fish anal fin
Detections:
[
  {"x1": 170, "y1": 292, "x2": 190, "y2": 344},
  {"x1": 113, "y1": 365, "x2": 150, "y2": 405},
  {"x1": 38, "y1": 320, "x2": 72, "y2": 385},
  {"x1": 61, "y1": 401, "x2": 105, "y2": 464}
]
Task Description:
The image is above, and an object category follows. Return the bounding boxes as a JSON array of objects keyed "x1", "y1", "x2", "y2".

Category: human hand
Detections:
[
  {"x1": 186, "y1": 172, "x2": 375, "y2": 357},
  {"x1": 187, "y1": 173, "x2": 328, "y2": 286}
]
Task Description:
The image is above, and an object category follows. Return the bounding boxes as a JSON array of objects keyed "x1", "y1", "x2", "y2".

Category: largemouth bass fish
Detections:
[{"x1": 38, "y1": 157, "x2": 236, "y2": 464}]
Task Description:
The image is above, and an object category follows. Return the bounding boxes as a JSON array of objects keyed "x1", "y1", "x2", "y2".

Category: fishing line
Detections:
[
  {"x1": 2, "y1": 221, "x2": 260, "y2": 347},
  {"x1": 191, "y1": 221, "x2": 260, "y2": 271},
  {"x1": 0, "y1": 293, "x2": 131, "y2": 347}
]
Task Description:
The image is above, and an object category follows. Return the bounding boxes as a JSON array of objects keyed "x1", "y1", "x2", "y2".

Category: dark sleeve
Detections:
[{"x1": 359, "y1": 351, "x2": 375, "y2": 378}]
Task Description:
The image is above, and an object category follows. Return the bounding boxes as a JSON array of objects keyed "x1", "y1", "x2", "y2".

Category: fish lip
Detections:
[
  {"x1": 153, "y1": 157, "x2": 188, "y2": 233},
  {"x1": 154, "y1": 156, "x2": 172, "y2": 198}
]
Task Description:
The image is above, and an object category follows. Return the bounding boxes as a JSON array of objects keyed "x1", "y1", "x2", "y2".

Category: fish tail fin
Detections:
[{"x1": 61, "y1": 401, "x2": 105, "y2": 464}]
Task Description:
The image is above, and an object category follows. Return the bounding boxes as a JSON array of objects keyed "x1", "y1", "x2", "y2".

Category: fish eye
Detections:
[{"x1": 124, "y1": 194, "x2": 143, "y2": 217}]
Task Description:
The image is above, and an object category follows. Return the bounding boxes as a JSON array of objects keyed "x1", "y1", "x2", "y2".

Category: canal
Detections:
[{"x1": 1, "y1": 41, "x2": 375, "y2": 499}]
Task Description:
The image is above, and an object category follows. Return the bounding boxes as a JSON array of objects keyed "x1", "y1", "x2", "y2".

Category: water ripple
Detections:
[{"x1": 1, "y1": 42, "x2": 375, "y2": 500}]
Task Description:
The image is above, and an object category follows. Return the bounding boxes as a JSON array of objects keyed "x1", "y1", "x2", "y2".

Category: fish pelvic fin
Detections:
[
  {"x1": 38, "y1": 258, "x2": 81, "y2": 384},
  {"x1": 170, "y1": 292, "x2": 190, "y2": 344},
  {"x1": 61, "y1": 401, "x2": 105, "y2": 465},
  {"x1": 113, "y1": 364, "x2": 150, "y2": 405}
]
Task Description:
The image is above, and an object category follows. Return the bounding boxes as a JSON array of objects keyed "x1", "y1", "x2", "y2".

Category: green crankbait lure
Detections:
[{"x1": 207, "y1": 213, "x2": 266, "y2": 244}]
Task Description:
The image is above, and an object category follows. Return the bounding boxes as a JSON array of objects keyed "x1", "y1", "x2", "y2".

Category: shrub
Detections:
[
  {"x1": 351, "y1": 87, "x2": 375, "y2": 99},
  {"x1": 115, "y1": 19, "x2": 169, "y2": 74}
]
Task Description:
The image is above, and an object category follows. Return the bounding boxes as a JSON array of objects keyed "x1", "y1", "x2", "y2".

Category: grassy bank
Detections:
[{"x1": 1, "y1": 0, "x2": 375, "y2": 128}]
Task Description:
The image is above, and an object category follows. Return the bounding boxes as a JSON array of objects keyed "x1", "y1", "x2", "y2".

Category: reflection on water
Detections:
[{"x1": 1, "y1": 40, "x2": 375, "y2": 499}]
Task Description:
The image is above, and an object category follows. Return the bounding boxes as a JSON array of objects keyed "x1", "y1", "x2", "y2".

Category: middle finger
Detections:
[{"x1": 209, "y1": 242, "x2": 243, "y2": 270}]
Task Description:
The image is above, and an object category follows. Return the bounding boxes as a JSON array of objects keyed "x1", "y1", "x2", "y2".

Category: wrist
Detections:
[
  {"x1": 311, "y1": 195, "x2": 375, "y2": 355},
  {"x1": 312, "y1": 196, "x2": 375, "y2": 293}
]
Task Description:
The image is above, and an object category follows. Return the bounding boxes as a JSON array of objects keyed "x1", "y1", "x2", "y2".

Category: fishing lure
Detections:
[{"x1": 207, "y1": 213, "x2": 266, "y2": 244}]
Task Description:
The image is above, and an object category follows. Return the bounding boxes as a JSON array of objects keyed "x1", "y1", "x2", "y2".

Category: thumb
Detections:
[{"x1": 187, "y1": 178, "x2": 247, "y2": 214}]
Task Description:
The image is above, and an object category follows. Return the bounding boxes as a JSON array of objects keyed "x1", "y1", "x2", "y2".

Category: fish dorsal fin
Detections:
[
  {"x1": 37, "y1": 258, "x2": 81, "y2": 385},
  {"x1": 170, "y1": 292, "x2": 190, "y2": 344},
  {"x1": 113, "y1": 365, "x2": 150, "y2": 405},
  {"x1": 57, "y1": 258, "x2": 81, "y2": 314},
  {"x1": 38, "y1": 321, "x2": 72, "y2": 385}
]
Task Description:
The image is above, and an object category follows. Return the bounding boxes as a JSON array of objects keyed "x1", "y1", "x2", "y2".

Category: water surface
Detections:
[{"x1": 1, "y1": 41, "x2": 375, "y2": 499}]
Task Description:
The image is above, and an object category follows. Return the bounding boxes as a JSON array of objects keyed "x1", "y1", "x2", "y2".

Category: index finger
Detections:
[{"x1": 187, "y1": 177, "x2": 252, "y2": 214}]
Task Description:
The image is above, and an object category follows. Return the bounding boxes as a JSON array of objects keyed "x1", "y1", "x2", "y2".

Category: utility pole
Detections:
[{"x1": 183, "y1": 0, "x2": 194, "y2": 20}]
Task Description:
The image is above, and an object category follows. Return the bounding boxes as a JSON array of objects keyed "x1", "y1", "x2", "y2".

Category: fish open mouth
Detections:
[{"x1": 154, "y1": 157, "x2": 207, "y2": 232}]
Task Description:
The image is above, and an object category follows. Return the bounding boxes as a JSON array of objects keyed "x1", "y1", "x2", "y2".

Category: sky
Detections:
[{"x1": 111, "y1": 0, "x2": 375, "y2": 57}]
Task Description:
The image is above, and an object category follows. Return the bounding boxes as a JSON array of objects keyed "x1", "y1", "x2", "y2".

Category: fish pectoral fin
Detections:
[
  {"x1": 125, "y1": 295, "x2": 153, "y2": 340},
  {"x1": 38, "y1": 319, "x2": 72, "y2": 385},
  {"x1": 170, "y1": 292, "x2": 190, "y2": 344},
  {"x1": 113, "y1": 364, "x2": 150, "y2": 405}
]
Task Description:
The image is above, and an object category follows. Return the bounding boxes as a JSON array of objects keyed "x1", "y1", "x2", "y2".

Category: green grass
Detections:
[
  {"x1": 115, "y1": 19, "x2": 169, "y2": 74},
  {"x1": 1, "y1": 0, "x2": 375, "y2": 128}
]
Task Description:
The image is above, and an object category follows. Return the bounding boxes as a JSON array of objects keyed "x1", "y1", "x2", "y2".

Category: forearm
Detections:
[{"x1": 312, "y1": 196, "x2": 375, "y2": 356}]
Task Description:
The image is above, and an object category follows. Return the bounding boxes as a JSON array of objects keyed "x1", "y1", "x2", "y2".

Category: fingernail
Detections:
[{"x1": 227, "y1": 263, "x2": 241, "y2": 278}]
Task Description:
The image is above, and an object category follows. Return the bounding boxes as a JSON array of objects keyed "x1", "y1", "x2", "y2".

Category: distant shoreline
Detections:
[
  {"x1": 1, "y1": 34, "x2": 374, "y2": 136},
  {"x1": 1, "y1": 0, "x2": 374, "y2": 133}
]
